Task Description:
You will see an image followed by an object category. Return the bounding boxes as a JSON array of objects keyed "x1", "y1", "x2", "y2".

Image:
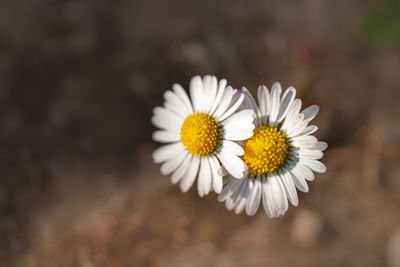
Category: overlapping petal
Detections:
[{"x1": 219, "y1": 82, "x2": 327, "y2": 218}]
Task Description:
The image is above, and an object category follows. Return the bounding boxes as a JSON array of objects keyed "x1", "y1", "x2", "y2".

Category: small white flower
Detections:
[
  {"x1": 152, "y1": 75, "x2": 255, "y2": 197},
  {"x1": 219, "y1": 82, "x2": 327, "y2": 218}
]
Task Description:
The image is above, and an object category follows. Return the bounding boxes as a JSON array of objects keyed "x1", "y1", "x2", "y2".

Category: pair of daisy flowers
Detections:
[{"x1": 152, "y1": 75, "x2": 327, "y2": 218}]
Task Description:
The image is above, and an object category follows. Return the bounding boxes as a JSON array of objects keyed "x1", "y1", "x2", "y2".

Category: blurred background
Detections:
[{"x1": 1, "y1": 0, "x2": 400, "y2": 266}]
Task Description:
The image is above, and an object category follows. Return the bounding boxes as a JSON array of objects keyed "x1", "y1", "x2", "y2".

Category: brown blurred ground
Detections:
[{"x1": 1, "y1": 0, "x2": 400, "y2": 267}]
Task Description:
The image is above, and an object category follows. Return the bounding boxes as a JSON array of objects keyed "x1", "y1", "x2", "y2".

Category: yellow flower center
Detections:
[
  {"x1": 180, "y1": 113, "x2": 220, "y2": 156},
  {"x1": 243, "y1": 125, "x2": 290, "y2": 176}
]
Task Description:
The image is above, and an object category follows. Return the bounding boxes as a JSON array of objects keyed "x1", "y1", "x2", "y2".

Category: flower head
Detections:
[
  {"x1": 152, "y1": 75, "x2": 255, "y2": 196},
  {"x1": 218, "y1": 82, "x2": 327, "y2": 218}
]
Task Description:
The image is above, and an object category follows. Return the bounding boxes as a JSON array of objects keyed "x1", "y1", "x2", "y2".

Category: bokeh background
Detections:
[{"x1": 1, "y1": 0, "x2": 400, "y2": 266}]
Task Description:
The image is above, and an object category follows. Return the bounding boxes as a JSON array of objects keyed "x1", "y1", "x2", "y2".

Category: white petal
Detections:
[
  {"x1": 291, "y1": 135, "x2": 318, "y2": 148},
  {"x1": 297, "y1": 149, "x2": 323, "y2": 160},
  {"x1": 222, "y1": 109, "x2": 255, "y2": 135},
  {"x1": 203, "y1": 75, "x2": 218, "y2": 113},
  {"x1": 217, "y1": 149, "x2": 245, "y2": 178},
  {"x1": 179, "y1": 156, "x2": 200, "y2": 192},
  {"x1": 212, "y1": 86, "x2": 233, "y2": 119},
  {"x1": 222, "y1": 109, "x2": 255, "y2": 141},
  {"x1": 281, "y1": 99, "x2": 302, "y2": 130},
  {"x1": 152, "y1": 142, "x2": 184, "y2": 163},
  {"x1": 268, "y1": 82, "x2": 282, "y2": 124},
  {"x1": 245, "y1": 177, "x2": 262, "y2": 216},
  {"x1": 217, "y1": 166, "x2": 228, "y2": 177},
  {"x1": 197, "y1": 157, "x2": 212, "y2": 197},
  {"x1": 171, "y1": 154, "x2": 192, "y2": 184},
  {"x1": 225, "y1": 198, "x2": 236, "y2": 210},
  {"x1": 294, "y1": 125, "x2": 318, "y2": 137},
  {"x1": 289, "y1": 164, "x2": 309, "y2": 192},
  {"x1": 223, "y1": 178, "x2": 250, "y2": 214},
  {"x1": 172, "y1": 83, "x2": 193, "y2": 114},
  {"x1": 287, "y1": 98, "x2": 302, "y2": 119},
  {"x1": 311, "y1": 141, "x2": 328, "y2": 151},
  {"x1": 224, "y1": 129, "x2": 254, "y2": 141},
  {"x1": 300, "y1": 159, "x2": 327, "y2": 173},
  {"x1": 258, "y1": 85, "x2": 270, "y2": 123},
  {"x1": 152, "y1": 130, "x2": 180, "y2": 143},
  {"x1": 241, "y1": 87, "x2": 259, "y2": 112},
  {"x1": 234, "y1": 180, "x2": 251, "y2": 214},
  {"x1": 242, "y1": 87, "x2": 261, "y2": 125},
  {"x1": 208, "y1": 76, "x2": 218, "y2": 105},
  {"x1": 209, "y1": 79, "x2": 227, "y2": 115},
  {"x1": 279, "y1": 170, "x2": 299, "y2": 206},
  {"x1": 267, "y1": 174, "x2": 288, "y2": 217},
  {"x1": 276, "y1": 87, "x2": 296, "y2": 123},
  {"x1": 302, "y1": 105, "x2": 319, "y2": 122},
  {"x1": 199, "y1": 75, "x2": 213, "y2": 113},
  {"x1": 222, "y1": 109, "x2": 255, "y2": 129},
  {"x1": 209, "y1": 156, "x2": 223, "y2": 193},
  {"x1": 285, "y1": 114, "x2": 307, "y2": 137},
  {"x1": 291, "y1": 162, "x2": 315, "y2": 181},
  {"x1": 198, "y1": 76, "x2": 211, "y2": 113},
  {"x1": 160, "y1": 150, "x2": 188, "y2": 175},
  {"x1": 189, "y1": 76, "x2": 203, "y2": 112},
  {"x1": 276, "y1": 176, "x2": 289, "y2": 215},
  {"x1": 152, "y1": 107, "x2": 182, "y2": 131},
  {"x1": 203, "y1": 157, "x2": 213, "y2": 195},
  {"x1": 230, "y1": 177, "x2": 247, "y2": 203},
  {"x1": 163, "y1": 90, "x2": 189, "y2": 118},
  {"x1": 261, "y1": 175, "x2": 273, "y2": 217},
  {"x1": 218, "y1": 178, "x2": 242, "y2": 202},
  {"x1": 218, "y1": 92, "x2": 245, "y2": 121},
  {"x1": 221, "y1": 140, "x2": 244, "y2": 156},
  {"x1": 225, "y1": 178, "x2": 247, "y2": 210}
]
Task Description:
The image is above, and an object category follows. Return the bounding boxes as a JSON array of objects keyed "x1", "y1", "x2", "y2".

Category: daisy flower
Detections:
[
  {"x1": 152, "y1": 75, "x2": 255, "y2": 197},
  {"x1": 218, "y1": 82, "x2": 327, "y2": 218}
]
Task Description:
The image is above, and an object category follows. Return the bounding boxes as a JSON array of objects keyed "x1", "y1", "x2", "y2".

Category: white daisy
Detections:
[
  {"x1": 152, "y1": 75, "x2": 255, "y2": 197},
  {"x1": 218, "y1": 82, "x2": 327, "y2": 218}
]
